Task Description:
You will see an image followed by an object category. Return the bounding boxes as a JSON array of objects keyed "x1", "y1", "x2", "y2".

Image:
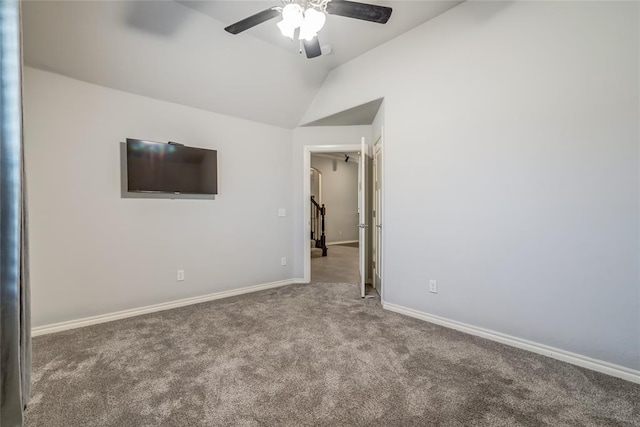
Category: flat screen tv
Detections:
[{"x1": 126, "y1": 139, "x2": 218, "y2": 195}]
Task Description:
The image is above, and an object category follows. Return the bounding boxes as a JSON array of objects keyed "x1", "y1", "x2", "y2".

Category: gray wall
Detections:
[
  {"x1": 310, "y1": 155, "x2": 359, "y2": 243},
  {"x1": 301, "y1": 2, "x2": 640, "y2": 370},
  {"x1": 24, "y1": 67, "x2": 294, "y2": 327}
]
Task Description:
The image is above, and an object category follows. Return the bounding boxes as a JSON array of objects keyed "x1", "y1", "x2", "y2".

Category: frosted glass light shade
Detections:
[
  {"x1": 277, "y1": 20, "x2": 295, "y2": 39},
  {"x1": 278, "y1": 3, "x2": 325, "y2": 42},
  {"x1": 281, "y1": 3, "x2": 303, "y2": 28},
  {"x1": 303, "y1": 8, "x2": 326, "y2": 34}
]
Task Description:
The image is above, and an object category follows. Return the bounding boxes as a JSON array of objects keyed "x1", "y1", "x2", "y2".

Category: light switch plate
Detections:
[{"x1": 429, "y1": 280, "x2": 437, "y2": 293}]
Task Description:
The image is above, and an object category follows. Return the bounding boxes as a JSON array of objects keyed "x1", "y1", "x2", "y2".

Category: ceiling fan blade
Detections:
[
  {"x1": 224, "y1": 7, "x2": 280, "y2": 34},
  {"x1": 326, "y1": 0, "x2": 392, "y2": 24},
  {"x1": 303, "y1": 37, "x2": 322, "y2": 59}
]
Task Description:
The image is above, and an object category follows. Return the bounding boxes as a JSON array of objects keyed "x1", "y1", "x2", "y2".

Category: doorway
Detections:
[{"x1": 303, "y1": 139, "x2": 381, "y2": 298}]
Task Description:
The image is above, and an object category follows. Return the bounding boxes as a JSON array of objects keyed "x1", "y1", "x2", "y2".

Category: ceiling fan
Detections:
[{"x1": 224, "y1": 0, "x2": 392, "y2": 59}]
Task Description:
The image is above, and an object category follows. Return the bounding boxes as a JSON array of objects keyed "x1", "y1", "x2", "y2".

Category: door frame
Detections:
[
  {"x1": 303, "y1": 144, "x2": 362, "y2": 283},
  {"x1": 372, "y1": 133, "x2": 384, "y2": 302},
  {"x1": 310, "y1": 167, "x2": 323, "y2": 206}
]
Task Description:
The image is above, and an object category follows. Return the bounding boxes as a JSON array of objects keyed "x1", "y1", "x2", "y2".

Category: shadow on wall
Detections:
[{"x1": 123, "y1": 1, "x2": 193, "y2": 37}]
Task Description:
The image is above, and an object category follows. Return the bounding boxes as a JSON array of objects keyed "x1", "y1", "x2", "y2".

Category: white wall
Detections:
[
  {"x1": 302, "y1": 1, "x2": 640, "y2": 370},
  {"x1": 24, "y1": 68, "x2": 294, "y2": 327},
  {"x1": 310, "y1": 155, "x2": 359, "y2": 243},
  {"x1": 292, "y1": 126, "x2": 372, "y2": 279}
]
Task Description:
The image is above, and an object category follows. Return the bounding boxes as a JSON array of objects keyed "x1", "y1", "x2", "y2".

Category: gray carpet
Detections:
[{"x1": 25, "y1": 281, "x2": 640, "y2": 426}]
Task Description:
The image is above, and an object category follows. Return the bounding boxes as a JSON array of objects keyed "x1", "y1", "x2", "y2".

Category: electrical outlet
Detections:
[
  {"x1": 281, "y1": 257, "x2": 287, "y2": 266},
  {"x1": 278, "y1": 208, "x2": 286, "y2": 217},
  {"x1": 177, "y1": 270, "x2": 185, "y2": 281},
  {"x1": 429, "y1": 280, "x2": 437, "y2": 293}
]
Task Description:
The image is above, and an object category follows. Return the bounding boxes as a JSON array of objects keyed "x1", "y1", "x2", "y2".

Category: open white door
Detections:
[
  {"x1": 358, "y1": 137, "x2": 368, "y2": 298},
  {"x1": 373, "y1": 139, "x2": 382, "y2": 297}
]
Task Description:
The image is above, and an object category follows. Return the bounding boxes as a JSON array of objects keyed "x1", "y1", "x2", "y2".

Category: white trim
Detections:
[
  {"x1": 303, "y1": 144, "x2": 362, "y2": 283},
  {"x1": 382, "y1": 302, "x2": 640, "y2": 384},
  {"x1": 310, "y1": 167, "x2": 322, "y2": 206},
  {"x1": 373, "y1": 130, "x2": 384, "y2": 302},
  {"x1": 326, "y1": 240, "x2": 359, "y2": 246},
  {"x1": 358, "y1": 136, "x2": 367, "y2": 298},
  {"x1": 379, "y1": 125, "x2": 385, "y2": 304},
  {"x1": 33, "y1": 279, "x2": 298, "y2": 336}
]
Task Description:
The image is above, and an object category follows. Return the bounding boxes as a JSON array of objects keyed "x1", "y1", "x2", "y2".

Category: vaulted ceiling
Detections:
[{"x1": 21, "y1": 1, "x2": 462, "y2": 128}]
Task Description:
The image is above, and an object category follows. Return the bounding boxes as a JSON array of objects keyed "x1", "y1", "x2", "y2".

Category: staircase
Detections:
[{"x1": 310, "y1": 196, "x2": 328, "y2": 258}]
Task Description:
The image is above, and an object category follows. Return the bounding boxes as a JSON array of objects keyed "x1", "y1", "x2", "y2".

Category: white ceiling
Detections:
[{"x1": 21, "y1": 1, "x2": 462, "y2": 128}]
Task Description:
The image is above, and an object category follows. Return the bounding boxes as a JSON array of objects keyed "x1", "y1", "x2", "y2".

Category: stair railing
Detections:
[{"x1": 310, "y1": 196, "x2": 328, "y2": 257}]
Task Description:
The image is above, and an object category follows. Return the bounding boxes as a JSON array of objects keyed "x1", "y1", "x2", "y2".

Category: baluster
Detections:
[{"x1": 321, "y1": 204, "x2": 327, "y2": 256}]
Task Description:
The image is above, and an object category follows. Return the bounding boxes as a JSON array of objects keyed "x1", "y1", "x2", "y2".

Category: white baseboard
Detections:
[
  {"x1": 326, "y1": 240, "x2": 358, "y2": 246},
  {"x1": 382, "y1": 302, "x2": 640, "y2": 384},
  {"x1": 292, "y1": 278, "x2": 308, "y2": 284},
  {"x1": 33, "y1": 279, "x2": 298, "y2": 337}
]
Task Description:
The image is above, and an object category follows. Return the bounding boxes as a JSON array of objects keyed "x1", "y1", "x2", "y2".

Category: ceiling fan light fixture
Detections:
[
  {"x1": 277, "y1": 20, "x2": 296, "y2": 39},
  {"x1": 298, "y1": 25, "x2": 317, "y2": 42},
  {"x1": 303, "y1": 8, "x2": 326, "y2": 34},
  {"x1": 281, "y1": 3, "x2": 303, "y2": 28},
  {"x1": 224, "y1": 0, "x2": 393, "y2": 59},
  {"x1": 297, "y1": 7, "x2": 325, "y2": 41}
]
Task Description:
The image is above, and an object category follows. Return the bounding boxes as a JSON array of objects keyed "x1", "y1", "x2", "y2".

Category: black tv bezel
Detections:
[{"x1": 125, "y1": 138, "x2": 218, "y2": 196}]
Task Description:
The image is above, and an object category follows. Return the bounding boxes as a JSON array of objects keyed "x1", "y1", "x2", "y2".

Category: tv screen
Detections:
[{"x1": 126, "y1": 139, "x2": 218, "y2": 195}]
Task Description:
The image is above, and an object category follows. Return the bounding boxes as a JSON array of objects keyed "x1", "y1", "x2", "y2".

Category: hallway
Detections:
[{"x1": 310, "y1": 245, "x2": 359, "y2": 284}]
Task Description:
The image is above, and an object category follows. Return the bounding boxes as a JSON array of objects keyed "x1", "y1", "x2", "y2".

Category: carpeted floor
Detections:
[{"x1": 25, "y1": 248, "x2": 640, "y2": 426}]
